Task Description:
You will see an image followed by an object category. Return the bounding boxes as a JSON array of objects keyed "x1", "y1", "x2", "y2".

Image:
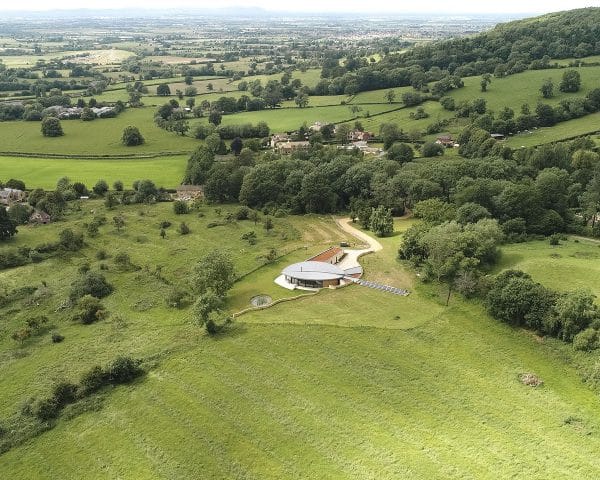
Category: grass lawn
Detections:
[
  {"x1": 0, "y1": 108, "x2": 199, "y2": 156},
  {"x1": 496, "y1": 237, "x2": 600, "y2": 297},
  {"x1": 0, "y1": 155, "x2": 188, "y2": 189},
  {"x1": 1, "y1": 209, "x2": 600, "y2": 478}
]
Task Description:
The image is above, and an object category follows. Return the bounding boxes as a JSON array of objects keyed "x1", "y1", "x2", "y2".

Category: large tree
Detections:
[
  {"x1": 0, "y1": 206, "x2": 17, "y2": 241},
  {"x1": 193, "y1": 249, "x2": 236, "y2": 298},
  {"x1": 41, "y1": 116, "x2": 64, "y2": 137},
  {"x1": 122, "y1": 126, "x2": 144, "y2": 146},
  {"x1": 559, "y1": 70, "x2": 581, "y2": 93}
]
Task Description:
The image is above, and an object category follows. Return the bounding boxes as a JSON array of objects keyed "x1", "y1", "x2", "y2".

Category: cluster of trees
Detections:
[
  {"x1": 379, "y1": 8, "x2": 600, "y2": 80},
  {"x1": 181, "y1": 130, "x2": 600, "y2": 238},
  {"x1": 400, "y1": 216, "x2": 504, "y2": 304},
  {"x1": 192, "y1": 122, "x2": 270, "y2": 141},
  {"x1": 487, "y1": 270, "x2": 600, "y2": 349},
  {"x1": 317, "y1": 57, "x2": 465, "y2": 96},
  {"x1": 455, "y1": 85, "x2": 600, "y2": 137},
  {"x1": 19, "y1": 356, "x2": 142, "y2": 424}
]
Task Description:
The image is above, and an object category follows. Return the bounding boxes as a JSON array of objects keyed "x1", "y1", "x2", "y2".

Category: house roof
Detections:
[
  {"x1": 282, "y1": 261, "x2": 345, "y2": 281},
  {"x1": 308, "y1": 246, "x2": 343, "y2": 263},
  {"x1": 176, "y1": 184, "x2": 203, "y2": 191}
]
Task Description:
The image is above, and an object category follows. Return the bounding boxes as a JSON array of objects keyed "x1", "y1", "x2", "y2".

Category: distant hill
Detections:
[{"x1": 385, "y1": 7, "x2": 600, "y2": 76}]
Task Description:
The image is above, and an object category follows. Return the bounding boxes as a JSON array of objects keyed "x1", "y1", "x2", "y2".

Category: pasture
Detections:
[
  {"x1": 0, "y1": 108, "x2": 199, "y2": 156},
  {"x1": 1, "y1": 212, "x2": 600, "y2": 478},
  {"x1": 0, "y1": 155, "x2": 187, "y2": 190}
]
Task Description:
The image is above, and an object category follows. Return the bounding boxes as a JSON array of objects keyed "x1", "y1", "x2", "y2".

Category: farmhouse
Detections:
[
  {"x1": 29, "y1": 210, "x2": 51, "y2": 224},
  {"x1": 436, "y1": 135, "x2": 456, "y2": 148},
  {"x1": 490, "y1": 133, "x2": 506, "y2": 141},
  {"x1": 0, "y1": 188, "x2": 26, "y2": 206},
  {"x1": 175, "y1": 184, "x2": 204, "y2": 201},
  {"x1": 277, "y1": 141, "x2": 311, "y2": 154},
  {"x1": 348, "y1": 130, "x2": 373, "y2": 142},
  {"x1": 270, "y1": 133, "x2": 291, "y2": 148}
]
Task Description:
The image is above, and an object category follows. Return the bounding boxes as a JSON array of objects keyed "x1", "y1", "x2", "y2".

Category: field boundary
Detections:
[
  {"x1": 0, "y1": 150, "x2": 191, "y2": 160},
  {"x1": 232, "y1": 291, "x2": 319, "y2": 318}
]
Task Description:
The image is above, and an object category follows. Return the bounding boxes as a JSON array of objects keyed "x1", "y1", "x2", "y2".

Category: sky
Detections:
[{"x1": 0, "y1": 0, "x2": 598, "y2": 14}]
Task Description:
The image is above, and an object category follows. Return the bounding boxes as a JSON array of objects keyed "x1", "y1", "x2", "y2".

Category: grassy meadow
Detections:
[
  {"x1": 0, "y1": 155, "x2": 187, "y2": 190},
  {"x1": 0, "y1": 108, "x2": 199, "y2": 156},
  {"x1": 1, "y1": 207, "x2": 600, "y2": 478}
]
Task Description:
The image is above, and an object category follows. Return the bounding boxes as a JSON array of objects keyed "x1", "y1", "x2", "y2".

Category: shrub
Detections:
[
  {"x1": 173, "y1": 200, "x2": 189, "y2": 215},
  {"x1": 114, "y1": 252, "x2": 131, "y2": 269},
  {"x1": 96, "y1": 249, "x2": 108, "y2": 260},
  {"x1": 421, "y1": 141, "x2": 444, "y2": 157},
  {"x1": 58, "y1": 229, "x2": 84, "y2": 251},
  {"x1": 51, "y1": 332, "x2": 64, "y2": 343},
  {"x1": 69, "y1": 271, "x2": 113, "y2": 301},
  {"x1": 549, "y1": 234, "x2": 561, "y2": 246},
  {"x1": 32, "y1": 397, "x2": 60, "y2": 421},
  {"x1": 105, "y1": 356, "x2": 142, "y2": 384},
  {"x1": 159, "y1": 220, "x2": 172, "y2": 229},
  {"x1": 92, "y1": 179, "x2": 109, "y2": 196},
  {"x1": 178, "y1": 222, "x2": 190, "y2": 235},
  {"x1": 121, "y1": 125, "x2": 144, "y2": 146},
  {"x1": 235, "y1": 206, "x2": 250, "y2": 220},
  {"x1": 165, "y1": 288, "x2": 188, "y2": 308},
  {"x1": 78, "y1": 366, "x2": 107, "y2": 396},
  {"x1": 41, "y1": 117, "x2": 63, "y2": 137},
  {"x1": 573, "y1": 328, "x2": 599, "y2": 351},
  {"x1": 71, "y1": 295, "x2": 107, "y2": 324}
]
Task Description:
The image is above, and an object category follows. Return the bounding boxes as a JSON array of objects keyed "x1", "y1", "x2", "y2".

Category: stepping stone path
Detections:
[{"x1": 348, "y1": 277, "x2": 410, "y2": 296}]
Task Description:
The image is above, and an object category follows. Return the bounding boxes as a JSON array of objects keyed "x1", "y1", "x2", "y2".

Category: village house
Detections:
[
  {"x1": 277, "y1": 141, "x2": 311, "y2": 154},
  {"x1": 29, "y1": 210, "x2": 51, "y2": 225},
  {"x1": 436, "y1": 135, "x2": 456, "y2": 148},
  {"x1": 42, "y1": 105, "x2": 117, "y2": 119},
  {"x1": 175, "y1": 184, "x2": 204, "y2": 201},
  {"x1": 347, "y1": 130, "x2": 373, "y2": 142},
  {"x1": 270, "y1": 133, "x2": 292, "y2": 148},
  {"x1": 0, "y1": 188, "x2": 26, "y2": 206}
]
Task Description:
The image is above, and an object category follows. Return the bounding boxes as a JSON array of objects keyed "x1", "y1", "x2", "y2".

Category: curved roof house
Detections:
[{"x1": 282, "y1": 261, "x2": 346, "y2": 288}]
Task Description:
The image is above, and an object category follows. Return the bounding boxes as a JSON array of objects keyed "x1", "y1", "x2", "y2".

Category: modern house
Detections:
[
  {"x1": 308, "y1": 246, "x2": 344, "y2": 264},
  {"x1": 282, "y1": 261, "x2": 347, "y2": 289}
]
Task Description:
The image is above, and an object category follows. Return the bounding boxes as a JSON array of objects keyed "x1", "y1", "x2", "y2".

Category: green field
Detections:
[
  {"x1": 0, "y1": 108, "x2": 199, "y2": 156},
  {"x1": 0, "y1": 49, "x2": 135, "y2": 67},
  {"x1": 448, "y1": 67, "x2": 600, "y2": 113},
  {"x1": 497, "y1": 236, "x2": 600, "y2": 296},
  {"x1": 0, "y1": 155, "x2": 187, "y2": 189},
  {"x1": 505, "y1": 112, "x2": 600, "y2": 147},
  {"x1": 195, "y1": 104, "x2": 399, "y2": 132},
  {"x1": 2, "y1": 208, "x2": 600, "y2": 478}
]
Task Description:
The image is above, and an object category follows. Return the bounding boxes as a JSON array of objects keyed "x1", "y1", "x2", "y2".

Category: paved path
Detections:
[
  {"x1": 335, "y1": 217, "x2": 383, "y2": 253},
  {"x1": 335, "y1": 217, "x2": 410, "y2": 296}
]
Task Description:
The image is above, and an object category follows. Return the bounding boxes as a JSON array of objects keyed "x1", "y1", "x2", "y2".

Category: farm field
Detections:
[
  {"x1": 2, "y1": 212, "x2": 600, "y2": 478},
  {"x1": 505, "y1": 112, "x2": 600, "y2": 147},
  {"x1": 195, "y1": 104, "x2": 399, "y2": 132},
  {"x1": 0, "y1": 108, "x2": 199, "y2": 156},
  {"x1": 448, "y1": 66, "x2": 600, "y2": 113},
  {"x1": 0, "y1": 49, "x2": 135, "y2": 67},
  {"x1": 0, "y1": 155, "x2": 187, "y2": 189}
]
